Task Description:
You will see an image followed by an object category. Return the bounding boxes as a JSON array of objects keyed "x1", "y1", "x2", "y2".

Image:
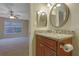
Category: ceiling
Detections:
[{"x1": 0, "y1": 3, "x2": 30, "y2": 20}]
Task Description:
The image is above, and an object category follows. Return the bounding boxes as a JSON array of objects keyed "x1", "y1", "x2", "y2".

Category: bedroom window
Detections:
[{"x1": 4, "y1": 20, "x2": 23, "y2": 34}]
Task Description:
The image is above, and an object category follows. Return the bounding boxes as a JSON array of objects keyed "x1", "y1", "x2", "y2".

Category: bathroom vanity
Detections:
[
  {"x1": 36, "y1": 32, "x2": 73, "y2": 56},
  {"x1": 35, "y1": 3, "x2": 73, "y2": 56}
]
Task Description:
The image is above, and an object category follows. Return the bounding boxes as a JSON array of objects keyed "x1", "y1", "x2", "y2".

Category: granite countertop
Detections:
[{"x1": 36, "y1": 31, "x2": 74, "y2": 40}]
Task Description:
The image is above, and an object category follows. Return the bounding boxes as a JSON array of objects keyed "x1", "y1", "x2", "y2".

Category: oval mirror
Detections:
[
  {"x1": 36, "y1": 11, "x2": 47, "y2": 28},
  {"x1": 49, "y1": 3, "x2": 70, "y2": 28}
]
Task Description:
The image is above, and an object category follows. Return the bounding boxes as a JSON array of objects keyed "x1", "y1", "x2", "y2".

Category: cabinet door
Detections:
[
  {"x1": 36, "y1": 35, "x2": 44, "y2": 56},
  {"x1": 36, "y1": 43, "x2": 45, "y2": 56},
  {"x1": 44, "y1": 45, "x2": 56, "y2": 56},
  {"x1": 36, "y1": 35, "x2": 56, "y2": 56},
  {"x1": 57, "y1": 38, "x2": 72, "y2": 56},
  {"x1": 36, "y1": 42, "x2": 56, "y2": 56}
]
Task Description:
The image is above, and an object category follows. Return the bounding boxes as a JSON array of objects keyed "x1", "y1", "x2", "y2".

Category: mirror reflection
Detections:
[
  {"x1": 36, "y1": 11, "x2": 47, "y2": 27},
  {"x1": 50, "y1": 3, "x2": 70, "y2": 27}
]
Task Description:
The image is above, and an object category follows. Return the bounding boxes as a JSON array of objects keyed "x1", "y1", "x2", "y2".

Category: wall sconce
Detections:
[
  {"x1": 37, "y1": 10, "x2": 47, "y2": 15},
  {"x1": 47, "y1": 3, "x2": 61, "y2": 8},
  {"x1": 56, "y1": 4, "x2": 61, "y2": 7},
  {"x1": 47, "y1": 3, "x2": 52, "y2": 7}
]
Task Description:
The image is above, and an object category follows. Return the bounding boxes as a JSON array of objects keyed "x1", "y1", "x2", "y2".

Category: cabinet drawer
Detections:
[{"x1": 36, "y1": 35, "x2": 57, "y2": 51}]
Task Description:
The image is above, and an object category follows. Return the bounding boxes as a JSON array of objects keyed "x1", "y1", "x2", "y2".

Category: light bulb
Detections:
[
  {"x1": 53, "y1": 7, "x2": 56, "y2": 9},
  {"x1": 37, "y1": 11, "x2": 40, "y2": 15},
  {"x1": 10, "y1": 16, "x2": 16, "y2": 19},
  {"x1": 10, "y1": 16, "x2": 14, "y2": 19},
  {"x1": 47, "y1": 3, "x2": 52, "y2": 7},
  {"x1": 42, "y1": 12, "x2": 45, "y2": 15},
  {"x1": 56, "y1": 4, "x2": 61, "y2": 7}
]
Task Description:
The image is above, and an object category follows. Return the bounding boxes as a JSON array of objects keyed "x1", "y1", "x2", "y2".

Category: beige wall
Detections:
[
  {"x1": 0, "y1": 17, "x2": 29, "y2": 38},
  {"x1": 29, "y1": 4, "x2": 47, "y2": 55},
  {"x1": 30, "y1": 3, "x2": 79, "y2": 56},
  {"x1": 67, "y1": 4, "x2": 79, "y2": 56}
]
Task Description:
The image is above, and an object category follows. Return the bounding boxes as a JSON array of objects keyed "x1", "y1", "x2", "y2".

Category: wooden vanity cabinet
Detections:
[{"x1": 36, "y1": 34, "x2": 72, "y2": 56}]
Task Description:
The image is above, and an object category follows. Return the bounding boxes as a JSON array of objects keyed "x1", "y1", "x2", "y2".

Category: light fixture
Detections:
[
  {"x1": 37, "y1": 8, "x2": 47, "y2": 16},
  {"x1": 41, "y1": 12, "x2": 45, "y2": 15},
  {"x1": 53, "y1": 6, "x2": 56, "y2": 9},
  {"x1": 56, "y1": 4, "x2": 61, "y2": 7},
  {"x1": 9, "y1": 10, "x2": 16, "y2": 19},
  {"x1": 10, "y1": 16, "x2": 15, "y2": 19},
  {"x1": 47, "y1": 3, "x2": 52, "y2": 7},
  {"x1": 37, "y1": 11, "x2": 40, "y2": 15},
  {"x1": 37, "y1": 10, "x2": 44, "y2": 15}
]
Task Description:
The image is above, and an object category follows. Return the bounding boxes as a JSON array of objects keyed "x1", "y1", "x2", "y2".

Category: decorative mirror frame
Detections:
[{"x1": 49, "y1": 3, "x2": 70, "y2": 28}]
